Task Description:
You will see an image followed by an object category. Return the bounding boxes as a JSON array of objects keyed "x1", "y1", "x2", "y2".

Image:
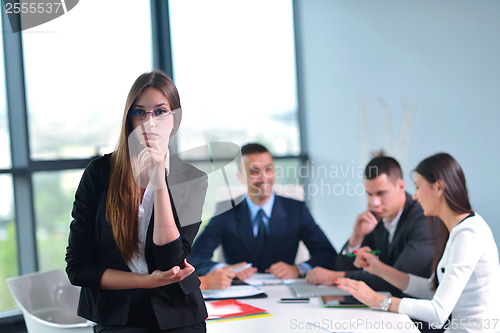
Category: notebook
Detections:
[{"x1": 289, "y1": 281, "x2": 351, "y2": 297}]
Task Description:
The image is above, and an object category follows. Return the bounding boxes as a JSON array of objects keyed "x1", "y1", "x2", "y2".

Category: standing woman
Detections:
[
  {"x1": 337, "y1": 153, "x2": 500, "y2": 332},
  {"x1": 66, "y1": 71, "x2": 208, "y2": 332}
]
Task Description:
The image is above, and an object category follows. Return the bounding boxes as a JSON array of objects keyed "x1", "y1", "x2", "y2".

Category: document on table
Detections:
[
  {"x1": 244, "y1": 273, "x2": 298, "y2": 286},
  {"x1": 202, "y1": 285, "x2": 266, "y2": 300}
]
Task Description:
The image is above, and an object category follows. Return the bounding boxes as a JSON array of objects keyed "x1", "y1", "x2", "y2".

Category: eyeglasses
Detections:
[{"x1": 128, "y1": 109, "x2": 175, "y2": 121}]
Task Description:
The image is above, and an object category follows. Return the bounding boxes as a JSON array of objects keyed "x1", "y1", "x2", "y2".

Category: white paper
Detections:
[
  {"x1": 203, "y1": 285, "x2": 265, "y2": 299},
  {"x1": 244, "y1": 273, "x2": 298, "y2": 286}
]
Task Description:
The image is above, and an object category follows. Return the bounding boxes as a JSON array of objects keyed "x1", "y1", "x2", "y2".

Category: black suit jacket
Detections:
[
  {"x1": 189, "y1": 195, "x2": 337, "y2": 275},
  {"x1": 337, "y1": 193, "x2": 441, "y2": 296},
  {"x1": 65, "y1": 153, "x2": 208, "y2": 329}
]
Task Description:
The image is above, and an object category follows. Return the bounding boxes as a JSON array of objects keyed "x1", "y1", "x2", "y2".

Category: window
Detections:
[
  {"x1": 0, "y1": 0, "x2": 154, "y2": 320},
  {"x1": 0, "y1": 0, "x2": 306, "y2": 324},
  {"x1": 168, "y1": 0, "x2": 304, "y2": 229},
  {"x1": 0, "y1": 175, "x2": 17, "y2": 313},
  {"x1": 22, "y1": 0, "x2": 153, "y2": 160},
  {"x1": 33, "y1": 170, "x2": 83, "y2": 271},
  {"x1": 0, "y1": 107, "x2": 8, "y2": 169},
  {"x1": 0, "y1": 12, "x2": 17, "y2": 314},
  {"x1": 0, "y1": 13, "x2": 10, "y2": 169},
  {"x1": 169, "y1": 0, "x2": 300, "y2": 156}
]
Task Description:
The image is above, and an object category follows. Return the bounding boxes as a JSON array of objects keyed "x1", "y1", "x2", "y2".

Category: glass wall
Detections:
[
  {"x1": 0, "y1": 0, "x2": 304, "y2": 322},
  {"x1": 169, "y1": 0, "x2": 300, "y2": 156},
  {"x1": 0, "y1": 12, "x2": 17, "y2": 313},
  {"x1": 0, "y1": 12, "x2": 10, "y2": 169},
  {"x1": 22, "y1": 0, "x2": 153, "y2": 160},
  {"x1": 0, "y1": 0, "x2": 153, "y2": 319},
  {"x1": 0, "y1": 176, "x2": 17, "y2": 313},
  {"x1": 33, "y1": 170, "x2": 83, "y2": 271}
]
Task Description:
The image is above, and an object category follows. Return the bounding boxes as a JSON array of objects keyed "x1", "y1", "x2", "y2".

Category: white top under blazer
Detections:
[{"x1": 399, "y1": 213, "x2": 500, "y2": 332}]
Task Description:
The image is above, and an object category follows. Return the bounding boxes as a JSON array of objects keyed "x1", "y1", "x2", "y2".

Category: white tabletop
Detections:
[{"x1": 206, "y1": 284, "x2": 420, "y2": 333}]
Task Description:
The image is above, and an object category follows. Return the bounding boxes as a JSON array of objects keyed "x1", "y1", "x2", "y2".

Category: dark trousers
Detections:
[{"x1": 94, "y1": 322, "x2": 206, "y2": 333}]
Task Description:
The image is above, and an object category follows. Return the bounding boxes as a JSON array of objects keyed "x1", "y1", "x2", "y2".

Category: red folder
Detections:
[{"x1": 206, "y1": 299, "x2": 268, "y2": 320}]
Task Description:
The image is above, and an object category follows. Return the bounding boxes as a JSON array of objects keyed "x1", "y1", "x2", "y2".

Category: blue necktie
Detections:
[{"x1": 256, "y1": 209, "x2": 267, "y2": 263}]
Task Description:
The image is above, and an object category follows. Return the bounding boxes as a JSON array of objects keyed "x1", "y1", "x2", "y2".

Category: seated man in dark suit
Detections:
[
  {"x1": 306, "y1": 156, "x2": 442, "y2": 297},
  {"x1": 190, "y1": 143, "x2": 337, "y2": 283}
]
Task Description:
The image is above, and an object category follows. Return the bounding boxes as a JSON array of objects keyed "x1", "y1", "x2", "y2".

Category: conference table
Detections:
[{"x1": 205, "y1": 281, "x2": 420, "y2": 333}]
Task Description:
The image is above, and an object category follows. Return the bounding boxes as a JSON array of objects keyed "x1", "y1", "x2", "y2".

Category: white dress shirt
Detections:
[
  {"x1": 382, "y1": 208, "x2": 403, "y2": 245},
  {"x1": 245, "y1": 193, "x2": 274, "y2": 237}
]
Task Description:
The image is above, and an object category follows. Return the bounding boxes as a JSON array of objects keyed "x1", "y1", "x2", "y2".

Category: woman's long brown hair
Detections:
[
  {"x1": 106, "y1": 70, "x2": 182, "y2": 262},
  {"x1": 414, "y1": 153, "x2": 472, "y2": 290}
]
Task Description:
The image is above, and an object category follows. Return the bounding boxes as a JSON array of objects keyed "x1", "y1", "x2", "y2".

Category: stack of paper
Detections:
[
  {"x1": 202, "y1": 285, "x2": 266, "y2": 300},
  {"x1": 244, "y1": 272, "x2": 297, "y2": 286},
  {"x1": 205, "y1": 299, "x2": 272, "y2": 322}
]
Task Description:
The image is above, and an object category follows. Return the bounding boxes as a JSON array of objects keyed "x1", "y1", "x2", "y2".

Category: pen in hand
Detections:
[
  {"x1": 346, "y1": 250, "x2": 381, "y2": 257},
  {"x1": 232, "y1": 263, "x2": 253, "y2": 273}
]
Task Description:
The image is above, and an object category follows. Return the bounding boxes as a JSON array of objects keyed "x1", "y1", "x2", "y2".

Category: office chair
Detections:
[{"x1": 6, "y1": 268, "x2": 94, "y2": 333}]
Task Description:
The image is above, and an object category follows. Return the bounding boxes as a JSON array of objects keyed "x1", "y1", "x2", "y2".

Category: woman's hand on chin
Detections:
[{"x1": 137, "y1": 139, "x2": 168, "y2": 190}]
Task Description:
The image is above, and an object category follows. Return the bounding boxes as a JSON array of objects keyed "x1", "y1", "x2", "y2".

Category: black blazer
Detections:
[
  {"x1": 337, "y1": 193, "x2": 442, "y2": 296},
  {"x1": 189, "y1": 195, "x2": 337, "y2": 275},
  {"x1": 65, "y1": 153, "x2": 208, "y2": 330}
]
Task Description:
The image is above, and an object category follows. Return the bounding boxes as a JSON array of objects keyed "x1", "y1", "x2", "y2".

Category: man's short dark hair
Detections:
[
  {"x1": 365, "y1": 156, "x2": 403, "y2": 181},
  {"x1": 241, "y1": 143, "x2": 269, "y2": 156}
]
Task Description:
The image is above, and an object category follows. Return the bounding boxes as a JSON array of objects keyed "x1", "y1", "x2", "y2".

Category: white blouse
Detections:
[
  {"x1": 127, "y1": 153, "x2": 170, "y2": 274},
  {"x1": 127, "y1": 184, "x2": 155, "y2": 274},
  {"x1": 399, "y1": 213, "x2": 500, "y2": 332}
]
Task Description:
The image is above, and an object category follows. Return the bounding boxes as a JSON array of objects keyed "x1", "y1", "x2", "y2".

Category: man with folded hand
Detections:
[{"x1": 306, "y1": 156, "x2": 442, "y2": 297}]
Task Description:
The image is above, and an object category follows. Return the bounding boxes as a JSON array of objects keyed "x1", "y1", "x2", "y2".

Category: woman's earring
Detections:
[{"x1": 437, "y1": 193, "x2": 441, "y2": 198}]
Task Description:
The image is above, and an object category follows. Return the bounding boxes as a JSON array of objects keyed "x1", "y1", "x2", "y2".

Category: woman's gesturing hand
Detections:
[
  {"x1": 336, "y1": 278, "x2": 385, "y2": 308},
  {"x1": 353, "y1": 246, "x2": 384, "y2": 275},
  {"x1": 149, "y1": 259, "x2": 195, "y2": 288}
]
